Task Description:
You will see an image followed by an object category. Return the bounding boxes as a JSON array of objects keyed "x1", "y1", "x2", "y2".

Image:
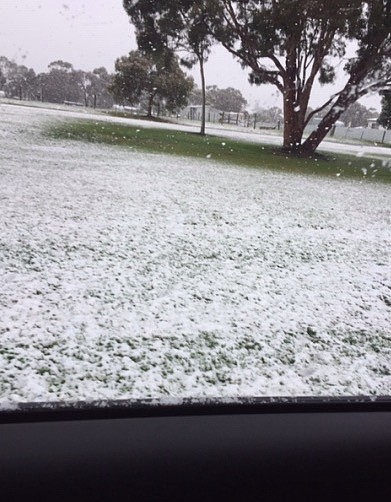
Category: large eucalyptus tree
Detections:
[
  {"x1": 124, "y1": 1, "x2": 390, "y2": 153},
  {"x1": 206, "y1": 0, "x2": 391, "y2": 153}
]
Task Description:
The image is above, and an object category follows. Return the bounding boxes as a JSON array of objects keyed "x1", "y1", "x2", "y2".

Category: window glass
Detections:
[{"x1": 0, "y1": 0, "x2": 390, "y2": 404}]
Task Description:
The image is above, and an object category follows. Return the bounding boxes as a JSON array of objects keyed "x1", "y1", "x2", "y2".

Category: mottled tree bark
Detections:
[{"x1": 199, "y1": 55, "x2": 206, "y2": 136}]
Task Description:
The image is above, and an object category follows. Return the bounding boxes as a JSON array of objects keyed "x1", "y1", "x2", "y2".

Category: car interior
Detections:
[{"x1": 1, "y1": 397, "x2": 390, "y2": 501}]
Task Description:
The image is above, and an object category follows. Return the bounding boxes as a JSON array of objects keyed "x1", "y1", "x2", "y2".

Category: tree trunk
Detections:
[
  {"x1": 199, "y1": 56, "x2": 206, "y2": 136},
  {"x1": 301, "y1": 116, "x2": 335, "y2": 153},
  {"x1": 283, "y1": 97, "x2": 303, "y2": 152},
  {"x1": 147, "y1": 94, "x2": 154, "y2": 118},
  {"x1": 301, "y1": 50, "x2": 376, "y2": 154},
  {"x1": 282, "y1": 58, "x2": 304, "y2": 152},
  {"x1": 301, "y1": 91, "x2": 357, "y2": 153}
]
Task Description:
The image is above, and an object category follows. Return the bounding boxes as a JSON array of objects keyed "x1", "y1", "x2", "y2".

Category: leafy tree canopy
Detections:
[
  {"x1": 110, "y1": 50, "x2": 193, "y2": 116},
  {"x1": 206, "y1": 85, "x2": 247, "y2": 112},
  {"x1": 123, "y1": 1, "x2": 212, "y2": 62},
  {"x1": 338, "y1": 102, "x2": 378, "y2": 127},
  {"x1": 0, "y1": 56, "x2": 37, "y2": 100}
]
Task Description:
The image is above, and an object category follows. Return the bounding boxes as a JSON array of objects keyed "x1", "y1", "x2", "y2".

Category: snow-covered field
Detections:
[{"x1": 0, "y1": 103, "x2": 390, "y2": 403}]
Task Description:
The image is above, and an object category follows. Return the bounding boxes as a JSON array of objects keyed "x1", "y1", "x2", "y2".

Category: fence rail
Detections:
[
  {"x1": 184, "y1": 111, "x2": 390, "y2": 145},
  {"x1": 304, "y1": 123, "x2": 391, "y2": 144}
]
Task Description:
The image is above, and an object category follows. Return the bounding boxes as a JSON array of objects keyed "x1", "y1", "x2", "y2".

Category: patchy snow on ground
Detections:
[{"x1": 0, "y1": 103, "x2": 390, "y2": 403}]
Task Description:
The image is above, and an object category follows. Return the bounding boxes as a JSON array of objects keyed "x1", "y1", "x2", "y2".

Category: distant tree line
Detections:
[
  {"x1": 315, "y1": 101, "x2": 379, "y2": 128},
  {"x1": 252, "y1": 105, "x2": 283, "y2": 125},
  {"x1": 1, "y1": 51, "x2": 386, "y2": 131},
  {"x1": 0, "y1": 56, "x2": 113, "y2": 108},
  {"x1": 0, "y1": 53, "x2": 252, "y2": 121},
  {"x1": 189, "y1": 85, "x2": 247, "y2": 113}
]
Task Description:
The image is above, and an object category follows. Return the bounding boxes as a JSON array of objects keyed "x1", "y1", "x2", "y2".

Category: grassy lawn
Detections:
[{"x1": 46, "y1": 119, "x2": 391, "y2": 182}]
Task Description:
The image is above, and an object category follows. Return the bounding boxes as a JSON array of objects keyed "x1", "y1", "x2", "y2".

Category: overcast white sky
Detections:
[{"x1": 0, "y1": 0, "x2": 381, "y2": 110}]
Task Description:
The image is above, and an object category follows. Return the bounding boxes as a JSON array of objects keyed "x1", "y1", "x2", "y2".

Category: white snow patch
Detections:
[{"x1": 0, "y1": 103, "x2": 390, "y2": 403}]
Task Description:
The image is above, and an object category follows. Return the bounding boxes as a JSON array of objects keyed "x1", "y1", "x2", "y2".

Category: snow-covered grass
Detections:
[{"x1": 0, "y1": 103, "x2": 390, "y2": 403}]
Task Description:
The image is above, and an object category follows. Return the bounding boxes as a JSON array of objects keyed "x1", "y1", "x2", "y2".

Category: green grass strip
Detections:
[{"x1": 46, "y1": 119, "x2": 391, "y2": 182}]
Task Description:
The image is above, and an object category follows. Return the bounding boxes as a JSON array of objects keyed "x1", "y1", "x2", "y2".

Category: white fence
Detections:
[
  {"x1": 183, "y1": 109, "x2": 390, "y2": 144},
  {"x1": 304, "y1": 123, "x2": 391, "y2": 144}
]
